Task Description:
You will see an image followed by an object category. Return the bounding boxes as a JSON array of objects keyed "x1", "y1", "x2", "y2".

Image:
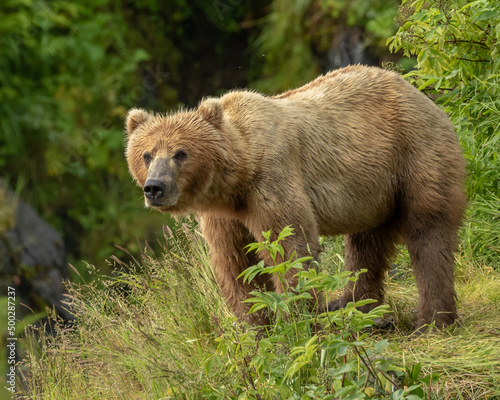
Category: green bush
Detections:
[
  {"x1": 205, "y1": 227, "x2": 430, "y2": 399},
  {"x1": 388, "y1": 0, "x2": 500, "y2": 267}
]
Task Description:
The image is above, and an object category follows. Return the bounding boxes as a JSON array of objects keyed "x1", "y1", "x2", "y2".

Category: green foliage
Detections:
[
  {"x1": 0, "y1": 0, "x2": 171, "y2": 268},
  {"x1": 16, "y1": 225, "x2": 500, "y2": 399},
  {"x1": 388, "y1": 0, "x2": 500, "y2": 267},
  {"x1": 205, "y1": 228, "x2": 428, "y2": 399},
  {"x1": 20, "y1": 224, "x2": 226, "y2": 399},
  {"x1": 253, "y1": 0, "x2": 401, "y2": 92}
]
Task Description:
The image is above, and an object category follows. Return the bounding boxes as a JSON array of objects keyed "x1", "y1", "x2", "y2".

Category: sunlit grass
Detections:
[
  {"x1": 383, "y1": 260, "x2": 500, "y2": 400},
  {"x1": 17, "y1": 223, "x2": 500, "y2": 399}
]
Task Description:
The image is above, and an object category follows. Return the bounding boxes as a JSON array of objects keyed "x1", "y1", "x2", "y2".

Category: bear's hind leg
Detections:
[
  {"x1": 403, "y1": 219, "x2": 459, "y2": 329},
  {"x1": 329, "y1": 224, "x2": 399, "y2": 313}
]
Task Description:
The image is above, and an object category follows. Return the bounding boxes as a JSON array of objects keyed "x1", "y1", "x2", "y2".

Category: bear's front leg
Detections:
[
  {"x1": 199, "y1": 215, "x2": 274, "y2": 325},
  {"x1": 263, "y1": 223, "x2": 323, "y2": 318},
  {"x1": 246, "y1": 202, "x2": 323, "y2": 311}
]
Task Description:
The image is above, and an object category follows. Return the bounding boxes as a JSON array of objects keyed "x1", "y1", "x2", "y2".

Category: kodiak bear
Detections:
[{"x1": 125, "y1": 65, "x2": 466, "y2": 330}]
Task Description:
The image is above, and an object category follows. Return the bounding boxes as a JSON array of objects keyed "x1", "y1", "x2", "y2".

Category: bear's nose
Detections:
[{"x1": 144, "y1": 179, "x2": 166, "y2": 200}]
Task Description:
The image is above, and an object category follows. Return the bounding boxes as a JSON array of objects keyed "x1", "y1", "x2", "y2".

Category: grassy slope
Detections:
[{"x1": 16, "y1": 223, "x2": 500, "y2": 399}]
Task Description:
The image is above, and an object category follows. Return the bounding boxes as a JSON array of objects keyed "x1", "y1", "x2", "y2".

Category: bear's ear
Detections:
[
  {"x1": 198, "y1": 98, "x2": 223, "y2": 127},
  {"x1": 126, "y1": 108, "x2": 150, "y2": 137}
]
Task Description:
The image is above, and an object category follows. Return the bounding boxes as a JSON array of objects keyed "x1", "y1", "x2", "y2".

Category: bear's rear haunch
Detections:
[{"x1": 125, "y1": 65, "x2": 466, "y2": 330}]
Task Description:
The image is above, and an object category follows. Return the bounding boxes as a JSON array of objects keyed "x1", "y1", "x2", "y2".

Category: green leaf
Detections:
[
  {"x1": 277, "y1": 225, "x2": 294, "y2": 241},
  {"x1": 238, "y1": 261, "x2": 266, "y2": 283},
  {"x1": 374, "y1": 339, "x2": 390, "y2": 354},
  {"x1": 406, "y1": 395, "x2": 425, "y2": 400},
  {"x1": 353, "y1": 298, "x2": 377, "y2": 308},
  {"x1": 248, "y1": 303, "x2": 269, "y2": 314},
  {"x1": 329, "y1": 362, "x2": 355, "y2": 377},
  {"x1": 336, "y1": 343, "x2": 349, "y2": 356}
]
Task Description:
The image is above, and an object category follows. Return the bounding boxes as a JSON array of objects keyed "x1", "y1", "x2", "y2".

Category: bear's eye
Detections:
[
  {"x1": 143, "y1": 152, "x2": 153, "y2": 167},
  {"x1": 173, "y1": 149, "x2": 187, "y2": 163}
]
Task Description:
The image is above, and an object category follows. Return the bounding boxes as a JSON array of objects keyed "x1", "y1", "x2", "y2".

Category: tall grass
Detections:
[
  {"x1": 20, "y1": 224, "x2": 226, "y2": 399},
  {"x1": 16, "y1": 223, "x2": 500, "y2": 399}
]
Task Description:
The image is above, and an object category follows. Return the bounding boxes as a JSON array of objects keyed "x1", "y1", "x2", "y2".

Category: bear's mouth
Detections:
[{"x1": 145, "y1": 196, "x2": 179, "y2": 209}]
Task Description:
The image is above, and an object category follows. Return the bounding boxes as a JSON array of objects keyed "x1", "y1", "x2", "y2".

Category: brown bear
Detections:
[{"x1": 125, "y1": 65, "x2": 466, "y2": 330}]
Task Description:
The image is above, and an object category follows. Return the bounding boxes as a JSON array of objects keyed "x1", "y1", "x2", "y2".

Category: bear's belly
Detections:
[{"x1": 308, "y1": 184, "x2": 394, "y2": 236}]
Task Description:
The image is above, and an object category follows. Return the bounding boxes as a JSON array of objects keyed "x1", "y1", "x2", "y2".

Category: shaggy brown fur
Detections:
[{"x1": 125, "y1": 65, "x2": 466, "y2": 329}]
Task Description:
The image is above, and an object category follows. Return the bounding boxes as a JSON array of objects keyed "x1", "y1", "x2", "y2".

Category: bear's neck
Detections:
[{"x1": 203, "y1": 119, "x2": 259, "y2": 217}]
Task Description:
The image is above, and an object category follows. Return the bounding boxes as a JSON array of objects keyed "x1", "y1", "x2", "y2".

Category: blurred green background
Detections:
[{"x1": 0, "y1": 0, "x2": 403, "y2": 273}]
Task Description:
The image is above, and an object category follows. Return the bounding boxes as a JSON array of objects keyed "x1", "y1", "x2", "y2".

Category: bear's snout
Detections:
[
  {"x1": 143, "y1": 175, "x2": 179, "y2": 209},
  {"x1": 144, "y1": 179, "x2": 166, "y2": 200},
  {"x1": 142, "y1": 157, "x2": 179, "y2": 208}
]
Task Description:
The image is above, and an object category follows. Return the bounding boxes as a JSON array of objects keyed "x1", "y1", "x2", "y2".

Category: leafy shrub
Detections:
[
  {"x1": 388, "y1": 0, "x2": 500, "y2": 267},
  {"x1": 204, "y1": 227, "x2": 427, "y2": 399},
  {"x1": 18, "y1": 224, "x2": 500, "y2": 399}
]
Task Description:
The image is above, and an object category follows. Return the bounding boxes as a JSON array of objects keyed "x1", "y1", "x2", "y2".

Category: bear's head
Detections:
[{"x1": 125, "y1": 99, "x2": 231, "y2": 214}]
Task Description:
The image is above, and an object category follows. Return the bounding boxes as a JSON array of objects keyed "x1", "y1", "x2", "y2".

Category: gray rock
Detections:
[{"x1": 0, "y1": 182, "x2": 73, "y2": 321}]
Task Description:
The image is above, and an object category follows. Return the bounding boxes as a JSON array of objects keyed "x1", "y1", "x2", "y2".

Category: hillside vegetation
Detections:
[{"x1": 18, "y1": 225, "x2": 500, "y2": 399}]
